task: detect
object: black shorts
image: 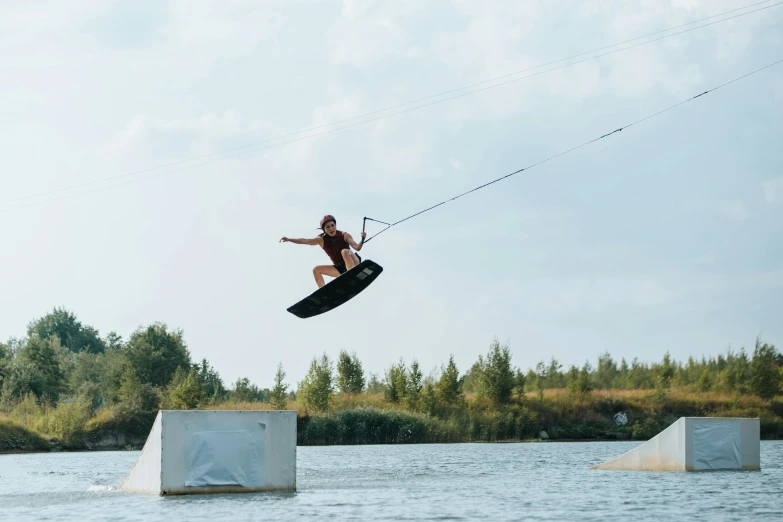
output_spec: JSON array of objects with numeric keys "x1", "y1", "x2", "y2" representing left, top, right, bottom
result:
[{"x1": 334, "y1": 254, "x2": 361, "y2": 274}]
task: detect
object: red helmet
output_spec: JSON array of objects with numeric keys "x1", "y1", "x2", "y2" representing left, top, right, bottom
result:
[{"x1": 319, "y1": 214, "x2": 336, "y2": 229}]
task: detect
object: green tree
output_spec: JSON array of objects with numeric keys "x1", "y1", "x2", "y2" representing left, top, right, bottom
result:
[
  {"x1": 523, "y1": 368, "x2": 538, "y2": 393},
  {"x1": 514, "y1": 369, "x2": 526, "y2": 402},
  {"x1": 27, "y1": 307, "x2": 105, "y2": 354},
  {"x1": 269, "y1": 362, "x2": 289, "y2": 410},
  {"x1": 95, "y1": 346, "x2": 132, "y2": 406},
  {"x1": 405, "y1": 360, "x2": 423, "y2": 411},
  {"x1": 476, "y1": 339, "x2": 514, "y2": 405},
  {"x1": 682, "y1": 356, "x2": 699, "y2": 387},
  {"x1": 460, "y1": 361, "x2": 482, "y2": 393},
  {"x1": 10, "y1": 392, "x2": 42, "y2": 428},
  {"x1": 384, "y1": 359, "x2": 407, "y2": 403},
  {"x1": 653, "y1": 374, "x2": 668, "y2": 403},
  {"x1": 594, "y1": 352, "x2": 618, "y2": 389},
  {"x1": 231, "y1": 377, "x2": 264, "y2": 402},
  {"x1": 2, "y1": 363, "x2": 42, "y2": 404},
  {"x1": 436, "y1": 355, "x2": 463, "y2": 405},
  {"x1": 104, "y1": 331, "x2": 124, "y2": 350},
  {"x1": 195, "y1": 359, "x2": 226, "y2": 401},
  {"x1": 653, "y1": 352, "x2": 675, "y2": 389},
  {"x1": 565, "y1": 365, "x2": 579, "y2": 393},
  {"x1": 0, "y1": 342, "x2": 10, "y2": 390},
  {"x1": 298, "y1": 354, "x2": 333, "y2": 412},
  {"x1": 15, "y1": 336, "x2": 66, "y2": 402},
  {"x1": 421, "y1": 381, "x2": 437, "y2": 415},
  {"x1": 617, "y1": 358, "x2": 630, "y2": 389},
  {"x1": 628, "y1": 358, "x2": 652, "y2": 389},
  {"x1": 566, "y1": 362, "x2": 593, "y2": 397},
  {"x1": 728, "y1": 348, "x2": 750, "y2": 392},
  {"x1": 546, "y1": 357, "x2": 563, "y2": 388},
  {"x1": 336, "y1": 350, "x2": 365, "y2": 395},
  {"x1": 696, "y1": 368, "x2": 712, "y2": 393},
  {"x1": 116, "y1": 365, "x2": 140, "y2": 407},
  {"x1": 748, "y1": 339, "x2": 781, "y2": 400},
  {"x1": 530, "y1": 361, "x2": 547, "y2": 400},
  {"x1": 166, "y1": 367, "x2": 206, "y2": 410},
  {"x1": 75, "y1": 380, "x2": 102, "y2": 412},
  {"x1": 366, "y1": 372, "x2": 384, "y2": 394},
  {"x1": 125, "y1": 323, "x2": 191, "y2": 388},
  {"x1": 117, "y1": 364, "x2": 159, "y2": 411}
]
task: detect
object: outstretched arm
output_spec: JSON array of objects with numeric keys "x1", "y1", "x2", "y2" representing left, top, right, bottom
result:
[
  {"x1": 280, "y1": 236, "x2": 322, "y2": 246},
  {"x1": 343, "y1": 232, "x2": 367, "y2": 251}
]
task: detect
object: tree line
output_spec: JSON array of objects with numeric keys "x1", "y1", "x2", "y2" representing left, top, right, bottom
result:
[
  {"x1": 295, "y1": 337, "x2": 783, "y2": 414},
  {"x1": 1, "y1": 307, "x2": 781, "y2": 423},
  {"x1": 0, "y1": 308, "x2": 290, "y2": 417}
]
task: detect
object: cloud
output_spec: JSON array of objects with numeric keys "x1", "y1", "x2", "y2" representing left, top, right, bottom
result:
[
  {"x1": 773, "y1": 71, "x2": 783, "y2": 104},
  {"x1": 694, "y1": 251, "x2": 716, "y2": 265},
  {"x1": 670, "y1": 0, "x2": 703, "y2": 10},
  {"x1": 762, "y1": 178, "x2": 783, "y2": 205},
  {"x1": 327, "y1": 0, "x2": 424, "y2": 67},
  {"x1": 605, "y1": 46, "x2": 703, "y2": 98},
  {"x1": 488, "y1": 274, "x2": 676, "y2": 322},
  {"x1": 162, "y1": 0, "x2": 281, "y2": 60},
  {"x1": 106, "y1": 0, "x2": 778, "y2": 198},
  {"x1": 680, "y1": 268, "x2": 783, "y2": 295},
  {"x1": 110, "y1": 110, "x2": 274, "y2": 158},
  {"x1": 367, "y1": 117, "x2": 437, "y2": 182},
  {"x1": 2, "y1": 0, "x2": 780, "y2": 388},
  {"x1": 721, "y1": 201, "x2": 750, "y2": 221},
  {"x1": 81, "y1": 0, "x2": 167, "y2": 50}
]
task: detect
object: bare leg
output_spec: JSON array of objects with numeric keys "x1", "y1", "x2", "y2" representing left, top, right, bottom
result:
[
  {"x1": 341, "y1": 249, "x2": 357, "y2": 271},
  {"x1": 313, "y1": 265, "x2": 340, "y2": 288}
]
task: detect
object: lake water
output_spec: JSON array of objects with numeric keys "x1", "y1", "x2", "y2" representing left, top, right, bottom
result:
[{"x1": 1, "y1": 441, "x2": 782, "y2": 521}]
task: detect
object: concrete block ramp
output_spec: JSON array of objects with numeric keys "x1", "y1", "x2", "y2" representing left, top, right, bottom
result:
[
  {"x1": 119, "y1": 410, "x2": 297, "y2": 495},
  {"x1": 592, "y1": 417, "x2": 760, "y2": 471}
]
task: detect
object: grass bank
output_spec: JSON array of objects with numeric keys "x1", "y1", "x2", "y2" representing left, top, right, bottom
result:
[
  {"x1": 0, "y1": 417, "x2": 51, "y2": 453},
  {"x1": 1, "y1": 389, "x2": 781, "y2": 452}
]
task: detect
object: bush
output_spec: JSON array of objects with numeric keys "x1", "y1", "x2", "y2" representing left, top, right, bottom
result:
[
  {"x1": 299, "y1": 406, "x2": 446, "y2": 445},
  {"x1": 84, "y1": 405, "x2": 158, "y2": 447},
  {"x1": 9, "y1": 392, "x2": 43, "y2": 429},
  {"x1": 45, "y1": 398, "x2": 93, "y2": 447},
  {"x1": 164, "y1": 367, "x2": 205, "y2": 410},
  {"x1": 462, "y1": 404, "x2": 540, "y2": 441},
  {"x1": 749, "y1": 340, "x2": 781, "y2": 400},
  {"x1": 631, "y1": 417, "x2": 663, "y2": 440},
  {"x1": 0, "y1": 417, "x2": 51, "y2": 452},
  {"x1": 298, "y1": 354, "x2": 333, "y2": 412},
  {"x1": 758, "y1": 412, "x2": 783, "y2": 439}
]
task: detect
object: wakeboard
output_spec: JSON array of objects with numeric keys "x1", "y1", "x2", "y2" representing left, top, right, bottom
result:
[{"x1": 286, "y1": 259, "x2": 383, "y2": 319}]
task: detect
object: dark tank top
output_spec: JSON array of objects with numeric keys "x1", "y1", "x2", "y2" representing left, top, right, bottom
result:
[{"x1": 320, "y1": 230, "x2": 350, "y2": 265}]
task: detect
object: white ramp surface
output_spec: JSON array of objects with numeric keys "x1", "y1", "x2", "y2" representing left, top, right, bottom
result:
[
  {"x1": 592, "y1": 417, "x2": 760, "y2": 471},
  {"x1": 119, "y1": 410, "x2": 297, "y2": 494}
]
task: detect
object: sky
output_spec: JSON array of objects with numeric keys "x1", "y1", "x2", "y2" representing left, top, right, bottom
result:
[{"x1": 1, "y1": 0, "x2": 781, "y2": 389}]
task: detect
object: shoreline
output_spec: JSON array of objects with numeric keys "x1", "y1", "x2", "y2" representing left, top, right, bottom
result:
[
  {"x1": 3, "y1": 430, "x2": 781, "y2": 456},
  {"x1": 4, "y1": 436, "x2": 783, "y2": 456},
  {"x1": 3, "y1": 390, "x2": 782, "y2": 454}
]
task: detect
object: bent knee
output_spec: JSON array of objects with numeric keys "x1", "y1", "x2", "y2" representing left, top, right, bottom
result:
[{"x1": 341, "y1": 248, "x2": 351, "y2": 256}]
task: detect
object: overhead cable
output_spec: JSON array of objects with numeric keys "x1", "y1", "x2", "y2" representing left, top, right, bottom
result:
[
  {"x1": 361, "y1": 58, "x2": 783, "y2": 243},
  {"x1": 2, "y1": 0, "x2": 780, "y2": 212}
]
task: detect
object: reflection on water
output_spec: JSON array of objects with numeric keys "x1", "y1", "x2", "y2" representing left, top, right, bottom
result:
[{"x1": 1, "y1": 441, "x2": 781, "y2": 521}]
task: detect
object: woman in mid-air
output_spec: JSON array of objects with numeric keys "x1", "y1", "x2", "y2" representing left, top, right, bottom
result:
[{"x1": 280, "y1": 214, "x2": 366, "y2": 288}]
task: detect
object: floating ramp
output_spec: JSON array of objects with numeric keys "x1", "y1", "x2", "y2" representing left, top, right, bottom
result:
[
  {"x1": 593, "y1": 417, "x2": 760, "y2": 471},
  {"x1": 119, "y1": 410, "x2": 297, "y2": 495}
]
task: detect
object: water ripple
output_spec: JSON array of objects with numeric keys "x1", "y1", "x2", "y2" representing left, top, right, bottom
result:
[{"x1": 0, "y1": 441, "x2": 781, "y2": 521}]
